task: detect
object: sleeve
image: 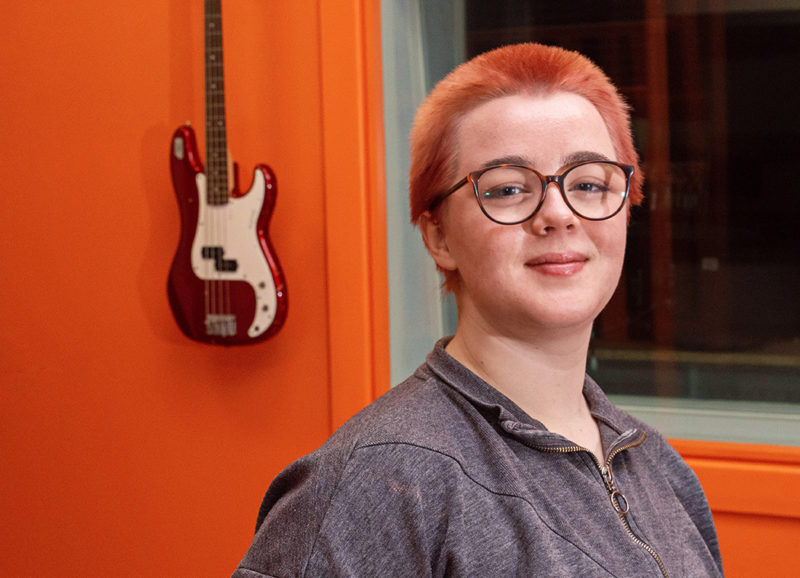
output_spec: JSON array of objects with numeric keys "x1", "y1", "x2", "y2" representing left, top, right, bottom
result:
[
  {"x1": 232, "y1": 443, "x2": 453, "y2": 578},
  {"x1": 659, "y1": 437, "x2": 725, "y2": 575},
  {"x1": 231, "y1": 451, "x2": 335, "y2": 578}
]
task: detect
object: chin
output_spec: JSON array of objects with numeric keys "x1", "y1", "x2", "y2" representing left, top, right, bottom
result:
[{"x1": 504, "y1": 304, "x2": 601, "y2": 335}]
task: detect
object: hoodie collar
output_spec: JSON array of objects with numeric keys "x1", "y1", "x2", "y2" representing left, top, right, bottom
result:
[{"x1": 424, "y1": 337, "x2": 645, "y2": 455}]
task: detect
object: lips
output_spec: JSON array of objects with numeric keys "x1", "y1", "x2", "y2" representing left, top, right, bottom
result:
[{"x1": 526, "y1": 252, "x2": 588, "y2": 276}]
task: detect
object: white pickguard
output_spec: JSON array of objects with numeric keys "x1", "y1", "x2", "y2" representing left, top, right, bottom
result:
[{"x1": 191, "y1": 170, "x2": 278, "y2": 337}]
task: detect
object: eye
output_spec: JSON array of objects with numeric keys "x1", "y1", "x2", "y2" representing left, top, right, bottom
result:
[
  {"x1": 476, "y1": 166, "x2": 541, "y2": 209},
  {"x1": 570, "y1": 180, "x2": 610, "y2": 195},
  {"x1": 482, "y1": 183, "x2": 528, "y2": 199},
  {"x1": 564, "y1": 162, "x2": 624, "y2": 200}
]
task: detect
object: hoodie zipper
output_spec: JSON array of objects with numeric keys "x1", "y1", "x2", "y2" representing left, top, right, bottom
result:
[{"x1": 523, "y1": 433, "x2": 669, "y2": 578}]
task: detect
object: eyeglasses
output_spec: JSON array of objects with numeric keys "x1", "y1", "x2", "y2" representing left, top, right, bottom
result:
[{"x1": 428, "y1": 160, "x2": 634, "y2": 224}]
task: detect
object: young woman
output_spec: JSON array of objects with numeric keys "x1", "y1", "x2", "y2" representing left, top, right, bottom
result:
[{"x1": 233, "y1": 43, "x2": 724, "y2": 577}]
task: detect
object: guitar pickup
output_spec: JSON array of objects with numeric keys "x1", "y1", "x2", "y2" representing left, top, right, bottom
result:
[{"x1": 202, "y1": 245, "x2": 238, "y2": 272}]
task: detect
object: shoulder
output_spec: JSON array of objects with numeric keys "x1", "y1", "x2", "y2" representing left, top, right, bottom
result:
[
  {"x1": 253, "y1": 364, "x2": 493, "y2": 524},
  {"x1": 324, "y1": 364, "x2": 492, "y2": 459},
  {"x1": 235, "y1": 368, "x2": 494, "y2": 576}
]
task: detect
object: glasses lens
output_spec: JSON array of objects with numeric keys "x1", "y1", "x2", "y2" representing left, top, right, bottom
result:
[
  {"x1": 563, "y1": 162, "x2": 628, "y2": 219},
  {"x1": 475, "y1": 166, "x2": 542, "y2": 224}
]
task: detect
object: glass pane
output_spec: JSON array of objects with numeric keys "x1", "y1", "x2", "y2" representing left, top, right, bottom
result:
[
  {"x1": 384, "y1": 0, "x2": 800, "y2": 443},
  {"x1": 381, "y1": 0, "x2": 465, "y2": 385},
  {"x1": 466, "y1": 0, "x2": 800, "y2": 394}
]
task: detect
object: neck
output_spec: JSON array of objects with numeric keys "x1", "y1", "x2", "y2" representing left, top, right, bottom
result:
[{"x1": 446, "y1": 310, "x2": 600, "y2": 454}]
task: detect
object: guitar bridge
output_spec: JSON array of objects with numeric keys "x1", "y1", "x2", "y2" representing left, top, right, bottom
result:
[{"x1": 205, "y1": 314, "x2": 237, "y2": 337}]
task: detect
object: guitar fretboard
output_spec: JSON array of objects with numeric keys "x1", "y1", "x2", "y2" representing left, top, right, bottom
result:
[{"x1": 205, "y1": 0, "x2": 228, "y2": 206}]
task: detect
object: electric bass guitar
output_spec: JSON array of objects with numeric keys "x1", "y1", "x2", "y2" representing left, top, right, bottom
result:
[{"x1": 168, "y1": 0, "x2": 287, "y2": 345}]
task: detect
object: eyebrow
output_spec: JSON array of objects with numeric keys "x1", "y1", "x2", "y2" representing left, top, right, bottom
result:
[
  {"x1": 479, "y1": 155, "x2": 531, "y2": 170},
  {"x1": 478, "y1": 151, "x2": 613, "y2": 172},
  {"x1": 561, "y1": 150, "x2": 613, "y2": 165}
]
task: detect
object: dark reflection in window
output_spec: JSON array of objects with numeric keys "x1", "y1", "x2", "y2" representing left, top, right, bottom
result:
[{"x1": 464, "y1": 1, "x2": 800, "y2": 403}]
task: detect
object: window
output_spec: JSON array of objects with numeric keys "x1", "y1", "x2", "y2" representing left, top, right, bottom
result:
[{"x1": 382, "y1": 0, "x2": 800, "y2": 445}]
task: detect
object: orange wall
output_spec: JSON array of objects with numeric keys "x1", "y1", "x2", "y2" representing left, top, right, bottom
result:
[
  {"x1": 3, "y1": 2, "x2": 799, "y2": 578},
  {"x1": 674, "y1": 440, "x2": 800, "y2": 576},
  {"x1": 1, "y1": 1, "x2": 385, "y2": 575}
]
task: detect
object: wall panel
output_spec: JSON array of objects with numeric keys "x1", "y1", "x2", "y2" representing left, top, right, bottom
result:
[
  {"x1": 0, "y1": 1, "x2": 385, "y2": 575},
  {"x1": 674, "y1": 440, "x2": 800, "y2": 575}
]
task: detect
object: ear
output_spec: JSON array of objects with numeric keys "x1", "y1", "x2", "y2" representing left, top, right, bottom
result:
[{"x1": 419, "y1": 210, "x2": 458, "y2": 272}]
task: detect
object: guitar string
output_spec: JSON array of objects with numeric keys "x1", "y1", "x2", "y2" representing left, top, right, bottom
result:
[
  {"x1": 215, "y1": 33, "x2": 230, "y2": 334},
  {"x1": 207, "y1": 4, "x2": 226, "y2": 336},
  {"x1": 216, "y1": 6, "x2": 231, "y2": 336},
  {"x1": 205, "y1": 12, "x2": 215, "y2": 335}
]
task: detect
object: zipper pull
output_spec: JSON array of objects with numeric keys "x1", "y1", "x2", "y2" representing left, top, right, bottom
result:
[{"x1": 601, "y1": 465, "x2": 630, "y2": 515}]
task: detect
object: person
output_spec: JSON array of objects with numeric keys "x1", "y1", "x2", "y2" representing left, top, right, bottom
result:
[{"x1": 232, "y1": 43, "x2": 724, "y2": 577}]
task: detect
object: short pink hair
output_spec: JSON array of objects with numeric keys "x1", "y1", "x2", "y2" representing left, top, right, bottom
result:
[
  {"x1": 410, "y1": 43, "x2": 643, "y2": 220},
  {"x1": 409, "y1": 43, "x2": 644, "y2": 291}
]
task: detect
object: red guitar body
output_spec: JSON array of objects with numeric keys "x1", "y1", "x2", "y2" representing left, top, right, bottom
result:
[{"x1": 167, "y1": 124, "x2": 287, "y2": 345}]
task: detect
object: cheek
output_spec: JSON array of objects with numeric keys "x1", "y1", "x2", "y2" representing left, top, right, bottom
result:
[
  {"x1": 445, "y1": 223, "x2": 520, "y2": 290},
  {"x1": 607, "y1": 226, "x2": 627, "y2": 258},
  {"x1": 449, "y1": 217, "x2": 515, "y2": 265},
  {"x1": 612, "y1": 221, "x2": 628, "y2": 260},
  {"x1": 592, "y1": 210, "x2": 627, "y2": 248},
  {"x1": 595, "y1": 221, "x2": 628, "y2": 277}
]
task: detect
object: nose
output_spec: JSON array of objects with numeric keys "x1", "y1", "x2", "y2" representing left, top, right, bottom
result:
[{"x1": 528, "y1": 181, "x2": 578, "y2": 234}]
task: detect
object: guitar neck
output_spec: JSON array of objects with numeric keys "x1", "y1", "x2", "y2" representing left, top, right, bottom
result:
[{"x1": 205, "y1": 0, "x2": 228, "y2": 206}]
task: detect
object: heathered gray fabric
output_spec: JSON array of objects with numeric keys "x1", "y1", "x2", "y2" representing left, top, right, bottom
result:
[{"x1": 233, "y1": 338, "x2": 724, "y2": 577}]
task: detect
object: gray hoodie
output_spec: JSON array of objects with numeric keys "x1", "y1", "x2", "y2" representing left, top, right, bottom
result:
[{"x1": 234, "y1": 339, "x2": 723, "y2": 577}]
